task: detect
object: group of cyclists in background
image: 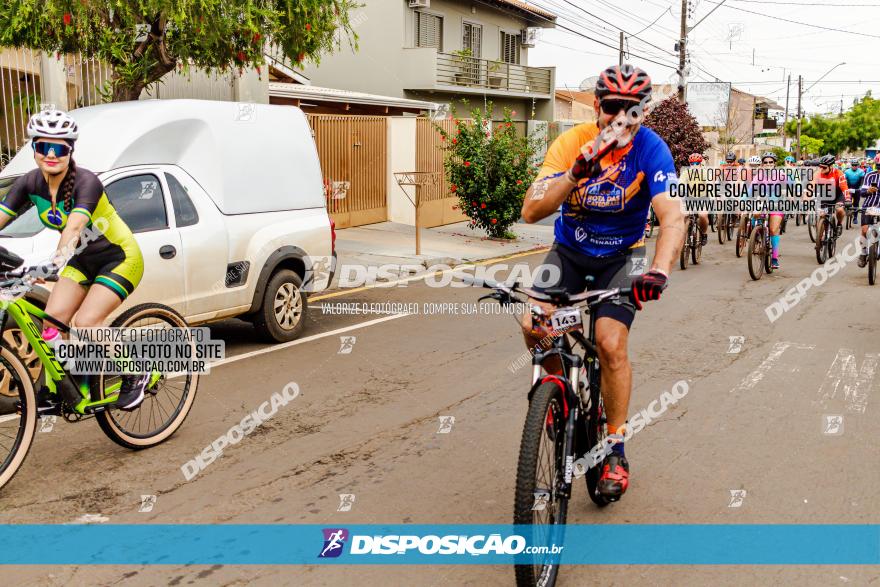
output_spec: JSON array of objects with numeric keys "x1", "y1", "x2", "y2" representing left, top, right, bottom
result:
[{"x1": 674, "y1": 150, "x2": 880, "y2": 275}]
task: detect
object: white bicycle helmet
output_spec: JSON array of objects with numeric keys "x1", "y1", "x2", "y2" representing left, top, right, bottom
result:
[
  {"x1": 748, "y1": 155, "x2": 761, "y2": 165},
  {"x1": 27, "y1": 109, "x2": 79, "y2": 140}
]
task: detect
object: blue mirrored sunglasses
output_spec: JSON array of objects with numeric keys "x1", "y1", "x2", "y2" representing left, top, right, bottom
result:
[{"x1": 32, "y1": 141, "x2": 72, "y2": 158}]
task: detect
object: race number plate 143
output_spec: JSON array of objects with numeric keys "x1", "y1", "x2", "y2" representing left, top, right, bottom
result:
[{"x1": 550, "y1": 307, "x2": 582, "y2": 331}]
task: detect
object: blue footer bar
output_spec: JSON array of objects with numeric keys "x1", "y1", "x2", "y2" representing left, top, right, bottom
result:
[{"x1": 0, "y1": 524, "x2": 877, "y2": 565}]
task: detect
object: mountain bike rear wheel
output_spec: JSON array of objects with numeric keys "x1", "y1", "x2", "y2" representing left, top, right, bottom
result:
[
  {"x1": 94, "y1": 303, "x2": 198, "y2": 450},
  {"x1": 717, "y1": 215, "x2": 727, "y2": 244},
  {"x1": 514, "y1": 381, "x2": 569, "y2": 587},
  {"x1": 0, "y1": 344, "x2": 37, "y2": 491}
]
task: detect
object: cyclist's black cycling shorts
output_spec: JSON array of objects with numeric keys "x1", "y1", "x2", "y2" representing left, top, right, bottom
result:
[
  {"x1": 63, "y1": 242, "x2": 143, "y2": 301},
  {"x1": 532, "y1": 242, "x2": 641, "y2": 329}
]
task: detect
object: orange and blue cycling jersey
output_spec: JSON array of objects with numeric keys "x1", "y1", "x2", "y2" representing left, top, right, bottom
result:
[{"x1": 537, "y1": 123, "x2": 676, "y2": 257}]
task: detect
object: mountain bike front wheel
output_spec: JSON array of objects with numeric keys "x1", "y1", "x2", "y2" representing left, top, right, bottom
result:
[
  {"x1": 94, "y1": 303, "x2": 199, "y2": 450},
  {"x1": 747, "y1": 225, "x2": 766, "y2": 281},
  {"x1": 0, "y1": 343, "x2": 37, "y2": 491},
  {"x1": 513, "y1": 381, "x2": 569, "y2": 587}
]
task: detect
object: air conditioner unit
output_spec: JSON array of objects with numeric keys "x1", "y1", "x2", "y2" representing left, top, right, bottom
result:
[
  {"x1": 521, "y1": 27, "x2": 540, "y2": 47},
  {"x1": 409, "y1": 0, "x2": 430, "y2": 8}
]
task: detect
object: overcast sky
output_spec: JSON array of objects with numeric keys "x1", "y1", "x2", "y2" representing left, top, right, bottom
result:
[{"x1": 526, "y1": 0, "x2": 880, "y2": 116}]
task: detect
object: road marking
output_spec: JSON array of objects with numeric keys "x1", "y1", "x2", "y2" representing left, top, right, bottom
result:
[
  {"x1": 209, "y1": 313, "x2": 413, "y2": 368},
  {"x1": 730, "y1": 341, "x2": 815, "y2": 393},
  {"x1": 310, "y1": 247, "x2": 550, "y2": 301},
  {"x1": 817, "y1": 348, "x2": 877, "y2": 413}
]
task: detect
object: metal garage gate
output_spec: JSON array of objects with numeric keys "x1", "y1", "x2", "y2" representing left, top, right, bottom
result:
[
  {"x1": 415, "y1": 117, "x2": 469, "y2": 228},
  {"x1": 308, "y1": 114, "x2": 388, "y2": 229}
]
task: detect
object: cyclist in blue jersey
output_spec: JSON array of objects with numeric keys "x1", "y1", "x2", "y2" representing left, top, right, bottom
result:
[{"x1": 520, "y1": 64, "x2": 684, "y2": 502}]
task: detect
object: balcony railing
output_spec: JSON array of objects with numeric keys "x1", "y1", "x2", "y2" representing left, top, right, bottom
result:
[{"x1": 436, "y1": 53, "x2": 552, "y2": 95}]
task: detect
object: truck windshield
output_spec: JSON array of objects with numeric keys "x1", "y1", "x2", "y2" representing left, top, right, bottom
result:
[{"x1": 0, "y1": 176, "x2": 43, "y2": 238}]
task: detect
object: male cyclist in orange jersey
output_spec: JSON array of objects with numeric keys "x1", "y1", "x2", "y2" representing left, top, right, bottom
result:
[{"x1": 520, "y1": 64, "x2": 684, "y2": 502}]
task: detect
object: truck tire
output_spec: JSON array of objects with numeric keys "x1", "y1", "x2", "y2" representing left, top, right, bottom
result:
[{"x1": 252, "y1": 270, "x2": 307, "y2": 343}]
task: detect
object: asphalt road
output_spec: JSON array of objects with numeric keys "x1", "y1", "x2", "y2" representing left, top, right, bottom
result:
[{"x1": 1, "y1": 220, "x2": 878, "y2": 586}]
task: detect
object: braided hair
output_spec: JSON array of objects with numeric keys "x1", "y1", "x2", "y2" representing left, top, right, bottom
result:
[{"x1": 58, "y1": 157, "x2": 77, "y2": 215}]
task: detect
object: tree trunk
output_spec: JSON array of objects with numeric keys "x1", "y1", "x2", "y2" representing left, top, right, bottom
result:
[
  {"x1": 111, "y1": 80, "x2": 146, "y2": 102},
  {"x1": 110, "y1": 18, "x2": 176, "y2": 102}
]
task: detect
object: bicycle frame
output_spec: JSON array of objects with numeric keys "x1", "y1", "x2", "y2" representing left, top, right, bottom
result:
[
  {"x1": 0, "y1": 297, "x2": 155, "y2": 415},
  {"x1": 529, "y1": 306, "x2": 601, "y2": 500}
]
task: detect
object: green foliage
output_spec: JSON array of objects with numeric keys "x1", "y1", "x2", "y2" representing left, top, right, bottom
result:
[
  {"x1": 437, "y1": 104, "x2": 541, "y2": 239},
  {"x1": 0, "y1": 0, "x2": 359, "y2": 101},
  {"x1": 769, "y1": 147, "x2": 788, "y2": 166},
  {"x1": 784, "y1": 94, "x2": 880, "y2": 155},
  {"x1": 798, "y1": 135, "x2": 824, "y2": 158}
]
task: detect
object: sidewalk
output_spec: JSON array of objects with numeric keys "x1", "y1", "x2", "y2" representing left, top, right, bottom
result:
[{"x1": 331, "y1": 219, "x2": 554, "y2": 285}]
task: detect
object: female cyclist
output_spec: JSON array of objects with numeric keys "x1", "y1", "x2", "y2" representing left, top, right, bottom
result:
[{"x1": 0, "y1": 110, "x2": 147, "y2": 411}]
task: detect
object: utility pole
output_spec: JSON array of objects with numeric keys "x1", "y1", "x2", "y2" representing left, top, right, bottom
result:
[
  {"x1": 796, "y1": 75, "x2": 803, "y2": 160},
  {"x1": 782, "y1": 74, "x2": 790, "y2": 147},
  {"x1": 840, "y1": 96, "x2": 844, "y2": 116},
  {"x1": 619, "y1": 31, "x2": 624, "y2": 67},
  {"x1": 678, "y1": 0, "x2": 687, "y2": 101}
]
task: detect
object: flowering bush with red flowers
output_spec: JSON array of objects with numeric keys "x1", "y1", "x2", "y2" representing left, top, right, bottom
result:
[{"x1": 436, "y1": 104, "x2": 541, "y2": 239}]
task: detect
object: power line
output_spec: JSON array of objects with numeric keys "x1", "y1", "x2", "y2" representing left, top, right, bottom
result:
[
  {"x1": 554, "y1": 0, "x2": 679, "y2": 57},
  {"x1": 731, "y1": 0, "x2": 880, "y2": 6},
  {"x1": 477, "y1": 0, "x2": 681, "y2": 71},
  {"x1": 701, "y1": 0, "x2": 880, "y2": 38}
]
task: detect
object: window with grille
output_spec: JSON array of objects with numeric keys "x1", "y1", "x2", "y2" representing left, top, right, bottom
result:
[
  {"x1": 416, "y1": 12, "x2": 442, "y2": 49},
  {"x1": 501, "y1": 32, "x2": 521, "y2": 64},
  {"x1": 462, "y1": 22, "x2": 482, "y2": 58}
]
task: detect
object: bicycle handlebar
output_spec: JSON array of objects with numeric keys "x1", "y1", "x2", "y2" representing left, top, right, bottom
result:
[
  {"x1": 462, "y1": 274, "x2": 631, "y2": 307},
  {"x1": 0, "y1": 264, "x2": 61, "y2": 289}
]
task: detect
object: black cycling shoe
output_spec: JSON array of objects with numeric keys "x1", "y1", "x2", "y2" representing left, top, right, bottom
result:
[
  {"x1": 700, "y1": 233, "x2": 708, "y2": 247},
  {"x1": 597, "y1": 454, "x2": 629, "y2": 502},
  {"x1": 836, "y1": 225, "x2": 843, "y2": 238},
  {"x1": 116, "y1": 375, "x2": 149, "y2": 411},
  {"x1": 12, "y1": 386, "x2": 62, "y2": 417},
  {"x1": 858, "y1": 254, "x2": 868, "y2": 268}
]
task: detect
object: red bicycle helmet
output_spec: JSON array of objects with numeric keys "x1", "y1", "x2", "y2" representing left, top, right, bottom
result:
[
  {"x1": 689, "y1": 153, "x2": 704, "y2": 164},
  {"x1": 595, "y1": 65, "x2": 652, "y2": 101}
]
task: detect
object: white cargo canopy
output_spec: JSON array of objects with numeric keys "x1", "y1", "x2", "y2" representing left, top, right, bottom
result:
[{"x1": 1, "y1": 99, "x2": 325, "y2": 214}]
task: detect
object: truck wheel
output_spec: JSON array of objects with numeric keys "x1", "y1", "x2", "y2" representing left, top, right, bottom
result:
[{"x1": 252, "y1": 270, "x2": 307, "y2": 343}]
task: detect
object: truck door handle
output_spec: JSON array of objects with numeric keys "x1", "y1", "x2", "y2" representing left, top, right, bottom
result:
[{"x1": 159, "y1": 245, "x2": 176, "y2": 259}]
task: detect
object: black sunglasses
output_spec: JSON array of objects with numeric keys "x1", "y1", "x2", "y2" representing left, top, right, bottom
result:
[
  {"x1": 600, "y1": 99, "x2": 639, "y2": 116},
  {"x1": 32, "y1": 141, "x2": 72, "y2": 158},
  {"x1": 762, "y1": 159, "x2": 776, "y2": 164}
]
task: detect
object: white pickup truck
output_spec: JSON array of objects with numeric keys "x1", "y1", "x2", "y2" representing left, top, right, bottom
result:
[{"x1": 0, "y1": 99, "x2": 336, "y2": 345}]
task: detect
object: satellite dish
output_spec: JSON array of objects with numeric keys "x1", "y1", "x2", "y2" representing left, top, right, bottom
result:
[{"x1": 579, "y1": 76, "x2": 599, "y2": 92}]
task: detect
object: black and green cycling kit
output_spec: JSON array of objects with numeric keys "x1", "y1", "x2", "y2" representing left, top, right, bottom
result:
[{"x1": 0, "y1": 167, "x2": 143, "y2": 300}]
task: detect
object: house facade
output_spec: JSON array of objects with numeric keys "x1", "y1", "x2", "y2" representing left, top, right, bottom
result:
[{"x1": 302, "y1": 0, "x2": 557, "y2": 122}]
